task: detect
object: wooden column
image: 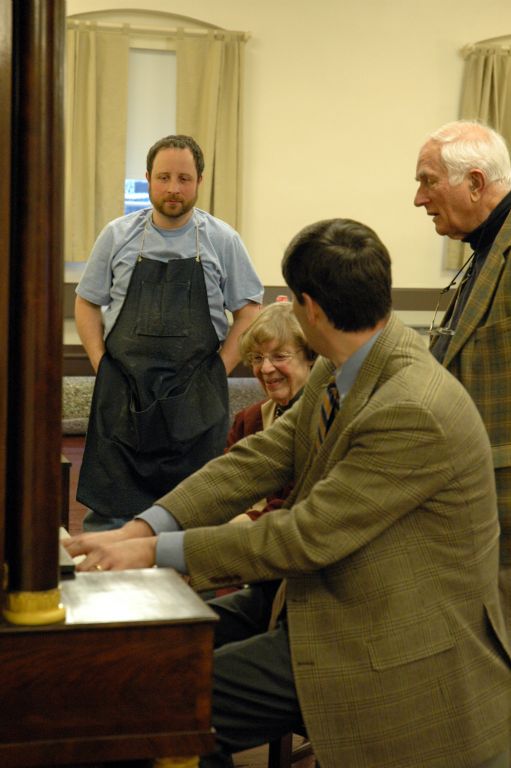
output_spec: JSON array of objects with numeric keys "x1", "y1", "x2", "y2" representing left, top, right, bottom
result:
[
  {"x1": 0, "y1": 11, "x2": 217, "y2": 764},
  {"x1": 3, "y1": 0, "x2": 66, "y2": 623},
  {"x1": 0, "y1": 0, "x2": 12, "y2": 591}
]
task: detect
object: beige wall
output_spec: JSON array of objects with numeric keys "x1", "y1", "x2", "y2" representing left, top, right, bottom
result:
[{"x1": 66, "y1": 0, "x2": 511, "y2": 288}]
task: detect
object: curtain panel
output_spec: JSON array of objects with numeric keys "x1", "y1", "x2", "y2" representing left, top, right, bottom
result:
[
  {"x1": 447, "y1": 43, "x2": 511, "y2": 268},
  {"x1": 176, "y1": 32, "x2": 246, "y2": 230},
  {"x1": 65, "y1": 22, "x2": 129, "y2": 263}
]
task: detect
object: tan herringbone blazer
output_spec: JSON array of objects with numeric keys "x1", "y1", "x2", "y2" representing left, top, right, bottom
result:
[
  {"x1": 432, "y1": 208, "x2": 511, "y2": 617},
  {"x1": 158, "y1": 314, "x2": 511, "y2": 768}
]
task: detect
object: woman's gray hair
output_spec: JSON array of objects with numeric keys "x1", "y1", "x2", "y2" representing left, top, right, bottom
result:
[
  {"x1": 238, "y1": 302, "x2": 316, "y2": 366},
  {"x1": 429, "y1": 120, "x2": 511, "y2": 188}
]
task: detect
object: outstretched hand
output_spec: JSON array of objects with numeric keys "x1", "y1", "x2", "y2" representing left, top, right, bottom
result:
[
  {"x1": 63, "y1": 519, "x2": 157, "y2": 572},
  {"x1": 76, "y1": 537, "x2": 157, "y2": 572}
]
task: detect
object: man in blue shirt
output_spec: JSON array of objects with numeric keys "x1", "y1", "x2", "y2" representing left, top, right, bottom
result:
[{"x1": 75, "y1": 134, "x2": 263, "y2": 531}]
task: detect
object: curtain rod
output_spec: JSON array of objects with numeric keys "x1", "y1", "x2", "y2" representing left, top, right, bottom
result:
[
  {"x1": 461, "y1": 42, "x2": 511, "y2": 57},
  {"x1": 461, "y1": 32, "x2": 511, "y2": 56},
  {"x1": 66, "y1": 19, "x2": 250, "y2": 42}
]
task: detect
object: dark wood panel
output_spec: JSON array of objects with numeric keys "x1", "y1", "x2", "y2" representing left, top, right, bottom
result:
[
  {"x1": 261, "y1": 285, "x2": 452, "y2": 311},
  {"x1": 0, "y1": 733, "x2": 214, "y2": 768},
  {"x1": 61, "y1": 435, "x2": 87, "y2": 535},
  {"x1": 0, "y1": 569, "x2": 217, "y2": 766},
  {"x1": 62, "y1": 284, "x2": 450, "y2": 377},
  {"x1": 63, "y1": 283, "x2": 452, "y2": 320},
  {"x1": 63, "y1": 343, "x2": 252, "y2": 378},
  {"x1": 63, "y1": 345, "x2": 95, "y2": 377},
  {"x1": 5, "y1": 0, "x2": 66, "y2": 593},
  {"x1": 0, "y1": 626, "x2": 213, "y2": 740},
  {"x1": 0, "y1": 0, "x2": 12, "y2": 587}
]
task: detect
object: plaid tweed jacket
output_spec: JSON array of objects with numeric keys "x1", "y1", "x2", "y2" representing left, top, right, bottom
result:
[
  {"x1": 158, "y1": 314, "x2": 510, "y2": 768},
  {"x1": 432, "y1": 207, "x2": 511, "y2": 613}
]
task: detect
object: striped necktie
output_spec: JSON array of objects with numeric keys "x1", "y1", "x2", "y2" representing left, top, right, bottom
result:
[
  {"x1": 315, "y1": 376, "x2": 340, "y2": 449},
  {"x1": 269, "y1": 375, "x2": 341, "y2": 631}
]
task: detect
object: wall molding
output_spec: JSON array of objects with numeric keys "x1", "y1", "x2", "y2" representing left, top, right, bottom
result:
[{"x1": 63, "y1": 284, "x2": 452, "y2": 376}]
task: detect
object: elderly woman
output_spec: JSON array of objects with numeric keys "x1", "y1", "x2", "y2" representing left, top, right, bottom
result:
[{"x1": 226, "y1": 301, "x2": 316, "y2": 520}]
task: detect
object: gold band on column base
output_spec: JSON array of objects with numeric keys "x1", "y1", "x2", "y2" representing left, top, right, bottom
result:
[
  {"x1": 153, "y1": 758, "x2": 199, "y2": 767},
  {"x1": 3, "y1": 588, "x2": 66, "y2": 625}
]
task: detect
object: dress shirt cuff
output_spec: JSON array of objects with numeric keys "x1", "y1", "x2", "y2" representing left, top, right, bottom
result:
[
  {"x1": 156, "y1": 531, "x2": 187, "y2": 572},
  {"x1": 135, "y1": 505, "x2": 182, "y2": 534}
]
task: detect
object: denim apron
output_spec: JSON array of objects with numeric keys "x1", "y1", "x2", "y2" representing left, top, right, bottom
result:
[{"x1": 77, "y1": 216, "x2": 229, "y2": 521}]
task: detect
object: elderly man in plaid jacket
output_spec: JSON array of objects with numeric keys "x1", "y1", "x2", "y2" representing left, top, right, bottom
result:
[{"x1": 415, "y1": 120, "x2": 511, "y2": 632}]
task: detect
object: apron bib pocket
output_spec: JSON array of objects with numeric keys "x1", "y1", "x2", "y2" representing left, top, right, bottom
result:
[{"x1": 135, "y1": 279, "x2": 191, "y2": 337}]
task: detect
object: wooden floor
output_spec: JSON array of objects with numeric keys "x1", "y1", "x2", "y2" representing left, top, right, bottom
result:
[{"x1": 61, "y1": 436, "x2": 315, "y2": 768}]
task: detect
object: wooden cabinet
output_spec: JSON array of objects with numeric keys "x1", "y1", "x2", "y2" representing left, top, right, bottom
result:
[{"x1": 0, "y1": 570, "x2": 217, "y2": 767}]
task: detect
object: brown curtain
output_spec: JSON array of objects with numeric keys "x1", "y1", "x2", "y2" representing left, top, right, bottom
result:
[
  {"x1": 65, "y1": 22, "x2": 129, "y2": 263},
  {"x1": 176, "y1": 31, "x2": 247, "y2": 229},
  {"x1": 447, "y1": 41, "x2": 511, "y2": 268}
]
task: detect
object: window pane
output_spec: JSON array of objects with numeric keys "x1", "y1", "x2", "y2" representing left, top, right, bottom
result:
[
  {"x1": 125, "y1": 48, "x2": 177, "y2": 179},
  {"x1": 124, "y1": 179, "x2": 150, "y2": 215},
  {"x1": 125, "y1": 48, "x2": 177, "y2": 215}
]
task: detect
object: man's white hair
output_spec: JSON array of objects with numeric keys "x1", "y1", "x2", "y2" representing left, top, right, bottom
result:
[{"x1": 428, "y1": 120, "x2": 511, "y2": 189}]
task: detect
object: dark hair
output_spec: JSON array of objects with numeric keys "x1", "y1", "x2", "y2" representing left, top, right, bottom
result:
[
  {"x1": 146, "y1": 135, "x2": 205, "y2": 177},
  {"x1": 281, "y1": 219, "x2": 392, "y2": 331}
]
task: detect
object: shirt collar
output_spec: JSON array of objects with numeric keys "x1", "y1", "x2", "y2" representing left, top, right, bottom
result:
[{"x1": 334, "y1": 330, "x2": 383, "y2": 403}]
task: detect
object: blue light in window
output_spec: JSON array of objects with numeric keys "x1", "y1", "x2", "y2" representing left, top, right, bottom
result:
[{"x1": 124, "y1": 179, "x2": 150, "y2": 215}]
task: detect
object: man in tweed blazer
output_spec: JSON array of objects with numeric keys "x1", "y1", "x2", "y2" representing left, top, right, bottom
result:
[
  {"x1": 415, "y1": 121, "x2": 511, "y2": 628},
  {"x1": 66, "y1": 219, "x2": 510, "y2": 768}
]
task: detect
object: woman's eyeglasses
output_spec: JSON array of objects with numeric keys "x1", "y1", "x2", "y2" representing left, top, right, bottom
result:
[{"x1": 247, "y1": 351, "x2": 298, "y2": 367}]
